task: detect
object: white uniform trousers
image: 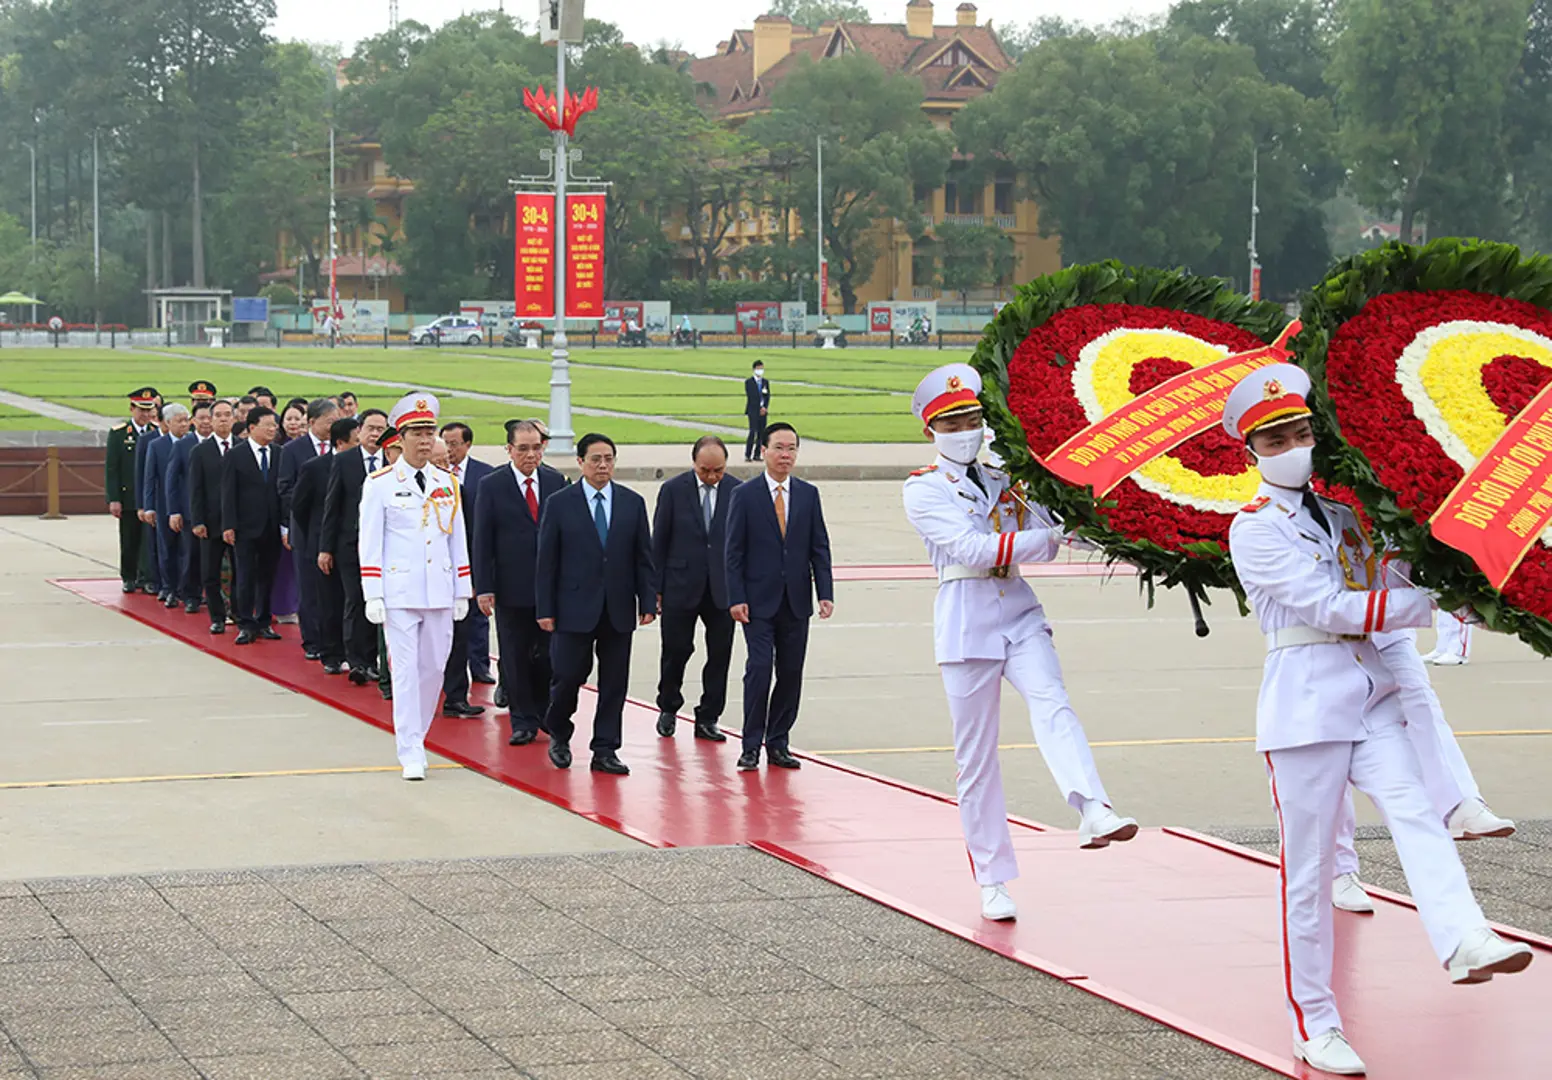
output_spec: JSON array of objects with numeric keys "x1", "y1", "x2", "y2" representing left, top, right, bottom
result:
[
  {"x1": 1265, "y1": 721, "x2": 1485, "y2": 1041},
  {"x1": 941, "y1": 628, "x2": 1108, "y2": 886},
  {"x1": 1434, "y1": 608, "x2": 1473, "y2": 661},
  {"x1": 1333, "y1": 645, "x2": 1480, "y2": 876},
  {"x1": 385, "y1": 607, "x2": 455, "y2": 770}
]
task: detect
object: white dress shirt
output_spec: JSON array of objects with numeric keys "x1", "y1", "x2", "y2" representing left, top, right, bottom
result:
[{"x1": 583, "y1": 479, "x2": 613, "y2": 528}]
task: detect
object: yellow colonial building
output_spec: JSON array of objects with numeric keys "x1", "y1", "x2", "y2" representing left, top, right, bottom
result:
[{"x1": 686, "y1": 0, "x2": 1060, "y2": 309}]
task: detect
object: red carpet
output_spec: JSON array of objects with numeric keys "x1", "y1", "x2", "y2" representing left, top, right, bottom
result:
[{"x1": 57, "y1": 577, "x2": 1552, "y2": 1079}]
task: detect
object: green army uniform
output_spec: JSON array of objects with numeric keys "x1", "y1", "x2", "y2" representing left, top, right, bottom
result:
[{"x1": 105, "y1": 388, "x2": 159, "y2": 592}]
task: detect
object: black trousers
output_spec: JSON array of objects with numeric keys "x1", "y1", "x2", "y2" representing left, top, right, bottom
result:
[
  {"x1": 442, "y1": 610, "x2": 472, "y2": 706},
  {"x1": 316, "y1": 558, "x2": 346, "y2": 665},
  {"x1": 656, "y1": 593, "x2": 734, "y2": 724},
  {"x1": 496, "y1": 605, "x2": 550, "y2": 736},
  {"x1": 142, "y1": 520, "x2": 162, "y2": 592},
  {"x1": 294, "y1": 536, "x2": 321, "y2": 651},
  {"x1": 545, "y1": 617, "x2": 632, "y2": 754},
  {"x1": 117, "y1": 509, "x2": 143, "y2": 587},
  {"x1": 740, "y1": 596, "x2": 810, "y2": 754},
  {"x1": 745, "y1": 413, "x2": 766, "y2": 460},
  {"x1": 336, "y1": 549, "x2": 374, "y2": 672},
  {"x1": 179, "y1": 528, "x2": 203, "y2": 603},
  {"x1": 233, "y1": 534, "x2": 281, "y2": 632},
  {"x1": 200, "y1": 536, "x2": 231, "y2": 622}
]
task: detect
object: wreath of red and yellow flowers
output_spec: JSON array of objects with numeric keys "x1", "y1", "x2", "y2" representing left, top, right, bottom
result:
[
  {"x1": 1303, "y1": 238, "x2": 1552, "y2": 654},
  {"x1": 972, "y1": 262, "x2": 1292, "y2": 608}
]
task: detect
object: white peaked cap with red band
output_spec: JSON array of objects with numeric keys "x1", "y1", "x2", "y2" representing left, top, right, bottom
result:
[
  {"x1": 389, "y1": 391, "x2": 440, "y2": 431},
  {"x1": 1221, "y1": 363, "x2": 1312, "y2": 442},
  {"x1": 913, "y1": 363, "x2": 983, "y2": 424}
]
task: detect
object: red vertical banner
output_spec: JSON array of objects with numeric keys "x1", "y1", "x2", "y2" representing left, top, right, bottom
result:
[
  {"x1": 1250, "y1": 265, "x2": 1263, "y2": 302},
  {"x1": 819, "y1": 259, "x2": 829, "y2": 316},
  {"x1": 565, "y1": 194, "x2": 606, "y2": 319},
  {"x1": 514, "y1": 194, "x2": 555, "y2": 319}
]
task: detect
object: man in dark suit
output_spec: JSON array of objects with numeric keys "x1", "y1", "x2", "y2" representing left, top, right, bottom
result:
[
  {"x1": 725, "y1": 422, "x2": 834, "y2": 771},
  {"x1": 279, "y1": 397, "x2": 340, "y2": 660},
  {"x1": 142, "y1": 404, "x2": 187, "y2": 609},
  {"x1": 321, "y1": 408, "x2": 389, "y2": 683},
  {"x1": 188, "y1": 400, "x2": 236, "y2": 634},
  {"x1": 441, "y1": 422, "x2": 496, "y2": 703},
  {"x1": 652, "y1": 435, "x2": 739, "y2": 742},
  {"x1": 294, "y1": 417, "x2": 358, "y2": 674},
  {"x1": 743, "y1": 360, "x2": 770, "y2": 462},
  {"x1": 222, "y1": 406, "x2": 284, "y2": 645},
  {"x1": 536, "y1": 433, "x2": 656, "y2": 775},
  {"x1": 163, "y1": 405, "x2": 205, "y2": 613},
  {"x1": 475, "y1": 420, "x2": 566, "y2": 744}
]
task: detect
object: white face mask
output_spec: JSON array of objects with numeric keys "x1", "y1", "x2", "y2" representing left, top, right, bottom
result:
[
  {"x1": 934, "y1": 427, "x2": 985, "y2": 465},
  {"x1": 753, "y1": 369, "x2": 764, "y2": 378},
  {"x1": 1255, "y1": 444, "x2": 1313, "y2": 490}
]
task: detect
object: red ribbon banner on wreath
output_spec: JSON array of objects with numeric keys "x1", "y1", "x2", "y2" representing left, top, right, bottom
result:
[
  {"x1": 1040, "y1": 321, "x2": 1302, "y2": 495},
  {"x1": 1430, "y1": 382, "x2": 1552, "y2": 589}
]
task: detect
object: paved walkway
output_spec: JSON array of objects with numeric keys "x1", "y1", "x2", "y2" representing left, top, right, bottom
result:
[
  {"x1": 0, "y1": 847, "x2": 1274, "y2": 1080},
  {"x1": 0, "y1": 391, "x2": 110, "y2": 431}
]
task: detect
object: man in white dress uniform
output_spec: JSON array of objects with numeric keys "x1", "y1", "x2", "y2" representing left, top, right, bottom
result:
[
  {"x1": 359, "y1": 392, "x2": 471, "y2": 780},
  {"x1": 1224, "y1": 362, "x2": 1530, "y2": 1076},
  {"x1": 901, "y1": 363, "x2": 1137, "y2": 925}
]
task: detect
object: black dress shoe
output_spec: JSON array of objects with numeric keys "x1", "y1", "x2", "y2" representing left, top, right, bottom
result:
[
  {"x1": 656, "y1": 712, "x2": 677, "y2": 737},
  {"x1": 365, "y1": 665, "x2": 381, "y2": 681},
  {"x1": 768, "y1": 748, "x2": 802, "y2": 769},
  {"x1": 509, "y1": 729, "x2": 537, "y2": 746},
  {"x1": 694, "y1": 722, "x2": 728, "y2": 742},
  {"x1": 493, "y1": 686, "x2": 508, "y2": 708},
  {"x1": 163, "y1": 595, "x2": 179, "y2": 609},
  {"x1": 303, "y1": 649, "x2": 322, "y2": 661},
  {"x1": 381, "y1": 687, "x2": 393, "y2": 701},
  {"x1": 348, "y1": 667, "x2": 367, "y2": 685},
  {"x1": 183, "y1": 601, "x2": 200, "y2": 615},
  {"x1": 549, "y1": 742, "x2": 572, "y2": 769},
  {"x1": 121, "y1": 582, "x2": 135, "y2": 594},
  {"x1": 471, "y1": 671, "x2": 497, "y2": 685},
  {"x1": 209, "y1": 622, "x2": 225, "y2": 635},
  {"x1": 737, "y1": 749, "x2": 760, "y2": 771},
  {"x1": 234, "y1": 630, "x2": 256, "y2": 646},
  {"x1": 322, "y1": 661, "x2": 344, "y2": 675},
  {"x1": 257, "y1": 627, "x2": 282, "y2": 641},
  {"x1": 443, "y1": 702, "x2": 485, "y2": 718},
  {"x1": 590, "y1": 752, "x2": 630, "y2": 775}
]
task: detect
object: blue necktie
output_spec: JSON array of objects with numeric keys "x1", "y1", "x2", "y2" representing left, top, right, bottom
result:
[
  {"x1": 259, "y1": 445, "x2": 269, "y2": 480},
  {"x1": 367, "y1": 454, "x2": 376, "y2": 472},
  {"x1": 593, "y1": 491, "x2": 608, "y2": 546}
]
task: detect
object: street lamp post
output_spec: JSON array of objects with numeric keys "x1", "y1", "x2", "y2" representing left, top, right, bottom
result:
[
  {"x1": 25, "y1": 142, "x2": 36, "y2": 325},
  {"x1": 1248, "y1": 147, "x2": 1261, "y2": 301},
  {"x1": 550, "y1": 29, "x2": 573, "y2": 453}
]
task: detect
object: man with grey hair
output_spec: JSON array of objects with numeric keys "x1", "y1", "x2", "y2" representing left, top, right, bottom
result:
[
  {"x1": 281, "y1": 396, "x2": 341, "y2": 659},
  {"x1": 144, "y1": 404, "x2": 192, "y2": 609}
]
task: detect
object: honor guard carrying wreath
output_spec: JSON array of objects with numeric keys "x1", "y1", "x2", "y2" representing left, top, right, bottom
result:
[
  {"x1": 359, "y1": 394, "x2": 472, "y2": 780},
  {"x1": 1223, "y1": 362, "x2": 1531, "y2": 1076},
  {"x1": 902, "y1": 364, "x2": 1137, "y2": 925}
]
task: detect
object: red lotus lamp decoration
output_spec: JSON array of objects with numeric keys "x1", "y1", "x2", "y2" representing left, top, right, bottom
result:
[{"x1": 523, "y1": 86, "x2": 600, "y2": 136}]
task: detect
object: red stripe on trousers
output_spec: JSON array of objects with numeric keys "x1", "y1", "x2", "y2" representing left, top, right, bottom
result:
[
  {"x1": 1265, "y1": 751, "x2": 1310, "y2": 1042},
  {"x1": 1375, "y1": 590, "x2": 1388, "y2": 633}
]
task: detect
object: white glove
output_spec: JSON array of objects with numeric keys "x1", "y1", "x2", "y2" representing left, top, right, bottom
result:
[
  {"x1": 454, "y1": 598, "x2": 469, "y2": 622},
  {"x1": 365, "y1": 599, "x2": 386, "y2": 625},
  {"x1": 1064, "y1": 532, "x2": 1102, "y2": 554}
]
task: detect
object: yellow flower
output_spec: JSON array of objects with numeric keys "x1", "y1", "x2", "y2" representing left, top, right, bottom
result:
[{"x1": 1407, "y1": 323, "x2": 1552, "y2": 462}]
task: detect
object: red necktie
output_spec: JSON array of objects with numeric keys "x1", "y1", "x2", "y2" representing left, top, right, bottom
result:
[{"x1": 525, "y1": 478, "x2": 539, "y2": 522}]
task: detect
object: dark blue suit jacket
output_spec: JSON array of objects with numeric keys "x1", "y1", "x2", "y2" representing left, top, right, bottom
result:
[
  {"x1": 278, "y1": 435, "x2": 319, "y2": 522},
  {"x1": 455, "y1": 457, "x2": 494, "y2": 542},
  {"x1": 535, "y1": 481, "x2": 655, "y2": 634},
  {"x1": 164, "y1": 433, "x2": 199, "y2": 519},
  {"x1": 474, "y1": 464, "x2": 565, "y2": 608},
  {"x1": 142, "y1": 434, "x2": 174, "y2": 517},
  {"x1": 724, "y1": 475, "x2": 833, "y2": 620},
  {"x1": 652, "y1": 469, "x2": 739, "y2": 611},
  {"x1": 134, "y1": 432, "x2": 162, "y2": 513}
]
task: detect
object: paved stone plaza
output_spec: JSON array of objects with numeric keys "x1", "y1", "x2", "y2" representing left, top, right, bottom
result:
[{"x1": 2, "y1": 473, "x2": 1550, "y2": 1078}]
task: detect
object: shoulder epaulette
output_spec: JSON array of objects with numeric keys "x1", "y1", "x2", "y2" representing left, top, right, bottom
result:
[
  {"x1": 111, "y1": 422, "x2": 127, "y2": 431},
  {"x1": 908, "y1": 465, "x2": 939, "y2": 477},
  {"x1": 370, "y1": 465, "x2": 394, "y2": 478},
  {"x1": 1240, "y1": 495, "x2": 1272, "y2": 513}
]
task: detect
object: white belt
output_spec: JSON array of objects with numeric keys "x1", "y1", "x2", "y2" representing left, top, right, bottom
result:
[
  {"x1": 1266, "y1": 626, "x2": 1369, "y2": 651},
  {"x1": 940, "y1": 564, "x2": 1022, "y2": 585}
]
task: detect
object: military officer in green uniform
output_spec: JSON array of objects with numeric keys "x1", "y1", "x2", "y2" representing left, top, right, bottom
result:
[{"x1": 106, "y1": 388, "x2": 160, "y2": 593}]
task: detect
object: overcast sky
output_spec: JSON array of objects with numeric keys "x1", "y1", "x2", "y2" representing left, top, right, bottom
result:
[{"x1": 272, "y1": 0, "x2": 1173, "y2": 57}]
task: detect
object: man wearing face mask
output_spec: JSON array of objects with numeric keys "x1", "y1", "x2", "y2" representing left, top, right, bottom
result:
[
  {"x1": 902, "y1": 364, "x2": 1137, "y2": 926},
  {"x1": 744, "y1": 361, "x2": 770, "y2": 462},
  {"x1": 1224, "y1": 363, "x2": 1529, "y2": 1077}
]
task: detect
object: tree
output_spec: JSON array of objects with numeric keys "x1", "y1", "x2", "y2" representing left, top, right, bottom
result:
[
  {"x1": 745, "y1": 55, "x2": 953, "y2": 313},
  {"x1": 1330, "y1": 0, "x2": 1531, "y2": 243},
  {"x1": 768, "y1": 0, "x2": 870, "y2": 30},
  {"x1": 933, "y1": 222, "x2": 1016, "y2": 310},
  {"x1": 1167, "y1": 0, "x2": 1335, "y2": 100},
  {"x1": 956, "y1": 27, "x2": 1337, "y2": 291},
  {"x1": 999, "y1": 17, "x2": 1080, "y2": 60}
]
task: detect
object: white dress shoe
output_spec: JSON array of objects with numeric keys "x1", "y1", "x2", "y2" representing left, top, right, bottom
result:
[
  {"x1": 402, "y1": 764, "x2": 426, "y2": 781},
  {"x1": 1332, "y1": 872, "x2": 1375, "y2": 914},
  {"x1": 1448, "y1": 926, "x2": 1533, "y2": 984},
  {"x1": 1294, "y1": 1029, "x2": 1366, "y2": 1075},
  {"x1": 1425, "y1": 653, "x2": 1467, "y2": 666},
  {"x1": 1078, "y1": 806, "x2": 1139, "y2": 849},
  {"x1": 1448, "y1": 797, "x2": 1515, "y2": 840},
  {"x1": 980, "y1": 883, "x2": 1017, "y2": 921}
]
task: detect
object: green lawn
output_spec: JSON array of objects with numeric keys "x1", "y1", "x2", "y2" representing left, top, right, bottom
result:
[{"x1": 0, "y1": 345, "x2": 956, "y2": 442}]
